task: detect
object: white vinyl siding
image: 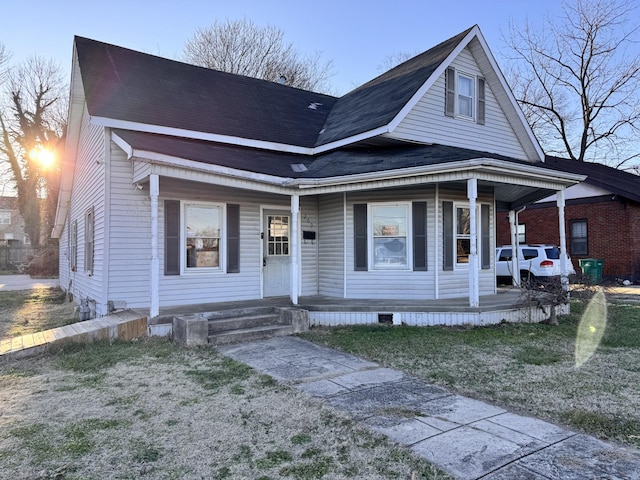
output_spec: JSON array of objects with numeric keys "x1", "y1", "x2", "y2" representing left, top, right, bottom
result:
[
  {"x1": 345, "y1": 189, "x2": 436, "y2": 300},
  {"x1": 300, "y1": 196, "x2": 319, "y2": 296},
  {"x1": 60, "y1": 108, "x2": 106, "y2": 313},
  {"x1": 392, "y1": 47, "x2": 529, "y2": 160},
  {"x1": 317, "y1": 193, "x2": 345, "y2": 297}
]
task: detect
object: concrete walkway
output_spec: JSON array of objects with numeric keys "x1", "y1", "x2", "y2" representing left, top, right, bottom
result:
[
  {"x1": 0, "y1": 274, "x2": 58, "y2": 291},
  {"x1": 219, "y1": 336, "x2": 640, "y2": 480}
]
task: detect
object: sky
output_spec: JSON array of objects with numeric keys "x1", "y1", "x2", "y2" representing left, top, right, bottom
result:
[{"x1": 1, "y1": 0, "x2": 566, "y2": 95}]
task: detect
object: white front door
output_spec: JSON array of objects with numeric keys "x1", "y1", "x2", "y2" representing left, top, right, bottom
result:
[{"x1": 263, "y1": 211, "x2": 291, "y2": 297}]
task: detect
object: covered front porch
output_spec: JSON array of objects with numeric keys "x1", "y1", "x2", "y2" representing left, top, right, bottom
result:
[{"x1": 147, "y1": 287, "x2": 563, "y2": 337}]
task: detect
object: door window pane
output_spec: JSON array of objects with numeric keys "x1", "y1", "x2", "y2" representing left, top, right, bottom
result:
[{"x1": 267, "y1": 215, "x2": 290, "y2": 256}]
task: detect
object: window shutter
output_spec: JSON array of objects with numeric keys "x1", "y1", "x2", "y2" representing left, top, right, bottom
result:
[
  {"x1": 84, "y1": 207, "x2": 94, "y2": 275},
  {"x1": 445, "y1": 67, "x2": 455, "y2": 117},
  {"x1": 354, "y1": 204, "x2": 368, "y2": 271},
  {"x1": 477, "y1": 77, "x2": 486, "y2": 125},
  {"x1": 442, "y1": 201, "x2": 454, "y2": 271},
  {"x1": 227, "y1": 204, "x2": 240, "y2": 273},
  {"x1": 164, "y1": 200, "x2": 180, "y2": 275},
  {"x1": 481, "y1": 204, "x2": 490, "y2": 269},
  {"x1": 412, "y1": 202, "x2": 428, "y2": 271}
]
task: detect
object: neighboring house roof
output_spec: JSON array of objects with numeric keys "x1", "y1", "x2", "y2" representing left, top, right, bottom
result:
[{"x1": 544, "y1": 156, "x2": 640, "y2": 204}]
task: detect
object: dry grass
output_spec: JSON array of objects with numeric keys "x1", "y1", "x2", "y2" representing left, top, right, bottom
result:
[
  {"x1": 0, "y1": 338, "x2": 449, "y2": 479},
  {"x1": 0, "y1": 287, "x2": 76, "y2": 339}
]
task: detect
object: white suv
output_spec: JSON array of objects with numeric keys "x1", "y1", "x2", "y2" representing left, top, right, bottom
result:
[{"x1": 495, "y1": 244, "x2": 575, "y2": 285}]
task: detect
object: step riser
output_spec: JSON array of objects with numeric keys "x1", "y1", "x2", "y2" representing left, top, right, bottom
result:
[
  {"x1": 208, "y1": 314, "x2": 287, "y2": 334},
  {"x1": 209, "y1": 325, "x2": 294, "y2": 345}
]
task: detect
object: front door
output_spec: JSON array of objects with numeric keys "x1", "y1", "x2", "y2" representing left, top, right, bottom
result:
[{"x1": 263, "y1": 211, "x2": 291, "y2": 297}]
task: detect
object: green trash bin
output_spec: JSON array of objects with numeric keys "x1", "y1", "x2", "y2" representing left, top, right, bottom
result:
[{"x1": 579, "y1": 258, "x2": 604, "y2": 283}]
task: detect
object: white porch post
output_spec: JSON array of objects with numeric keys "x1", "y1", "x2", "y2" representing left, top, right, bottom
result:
[
  {"x1": 290, "y1": 194, "x2": 300, "y2": 305},
  {"x1": 557, "y1": 189, "x2": 569, "y2": 293},
  {"x1": 468, "y1": 178, "x2": 479, "y2": 307},
  {"x1": 150, "y1": 174, "x2": 159, "y2": 318},
  {"x1": 508, "y1": 210, "x2": 520, "y2": 287}
]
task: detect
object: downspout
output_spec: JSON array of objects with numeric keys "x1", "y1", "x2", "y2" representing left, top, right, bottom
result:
[
  {"x1": 343, "y1": 192, "x2": 347, "y2": 298},
  {"x1": 435, "y1": 185, "x2": 439, "y2": 299}
]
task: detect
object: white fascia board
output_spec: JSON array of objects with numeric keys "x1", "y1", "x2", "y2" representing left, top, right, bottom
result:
[
  {"x1": 313, "y1": 126, "x2": 391, "y2": 154},
  {"x1": 471, "y1": 30, "x2": 545, "y2": 161},
  {"x1": 52, "y1": 50, "x2": 85, "y2": 238},
  {"x1": 110, "y1": 132, "x2": 291, "y2": 187},
  {"x1": 387, "y1": 27, "x2": 479, "y2": 133},
  {"x1": 93, "y1": 117, "x2": 314, "y2": 155}
]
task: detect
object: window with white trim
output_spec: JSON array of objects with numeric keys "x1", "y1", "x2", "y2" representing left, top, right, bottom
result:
[
  {"x1": 0, "y1": 211, "x2": 11, "y2": 225},
  {"x1": 457, "y1": 73, "x2": 474, "y2": 118},
  {"x1": 456, "y1": 206, "x2": 472, "y2": 264},
  {"x1": 445, "y1": 67, "x2": 485, "y2": 124},
  {"x1": 84, "y1": 208, "x2": 94, "y2": 274},
  {"x1": 371, "y1": 203, "x2": 410, "y2": 269},
  {"x1": 184, "y1": 203, "x2": 222, "y2": 270},
  {"x1": 70, "y1": 219, "x2": 78, "y2": 272}
]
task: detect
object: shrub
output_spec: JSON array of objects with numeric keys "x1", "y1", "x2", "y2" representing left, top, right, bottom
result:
[{"x1": 26, "y1": 248, "x2": 59, "y2": 278}]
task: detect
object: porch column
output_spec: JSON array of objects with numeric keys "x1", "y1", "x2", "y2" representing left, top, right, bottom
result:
[
  {"x1": 508, "y1": 210, "x2": 520, "y2": 287},
  {"x1": 557, "y1": 189, "x2": 569, "y2": 292},
  {"x1": 467, "y1": 179, "x2": 479, "y2": 307},
  {"x1": 290, "y1": 194, "x2": 300, "y2": 305},
  {"x1": 150, "y1": 174, "x2": 159, "y2": 318}
]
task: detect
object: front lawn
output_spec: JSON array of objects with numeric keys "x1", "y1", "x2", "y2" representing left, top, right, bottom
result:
[
  {"x1": 0, "y1": 287, "x2": 76, "y2": 339},
  {"x1": 301, "y1": 299, "x2": 640, "y2": 448}
]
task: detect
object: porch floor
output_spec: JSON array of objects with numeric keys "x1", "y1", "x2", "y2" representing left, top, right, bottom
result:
[{"x1": 148, "y1": 287, "x2": 533, "y2": 325}]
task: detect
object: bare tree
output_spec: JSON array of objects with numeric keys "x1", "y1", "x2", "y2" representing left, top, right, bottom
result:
[
  {"x1": 376, "y1": 51, "x2": 418, "y2": 73},
  {"x1": 183, "y1": 17, "x2": 334, "y2": 93},
  {"x1": 504, "y1": 0, "x2": 640, "y2": 166},
  {"x1": 0, "y1": 55, "x2": 67, "y2": 248}
]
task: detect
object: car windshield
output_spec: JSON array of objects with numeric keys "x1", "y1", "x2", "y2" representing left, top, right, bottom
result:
[{"x1": 545, "y1": 247, "x2": 560, "y2": 259}]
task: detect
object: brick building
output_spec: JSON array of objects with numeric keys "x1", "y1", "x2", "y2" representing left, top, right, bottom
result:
[{"x1": 496, "y1": 156, "x2": 640, "y2": 283}]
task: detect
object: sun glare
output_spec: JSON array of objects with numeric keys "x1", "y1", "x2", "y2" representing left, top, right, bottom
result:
[
  {"x1": 29, "y1": 145, "x2": 55, "y2": 168},
  {"x1": 575, "y1": 287, "x2": 607, "y2": 368}
]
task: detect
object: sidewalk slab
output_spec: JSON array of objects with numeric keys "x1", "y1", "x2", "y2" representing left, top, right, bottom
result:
[{"x1": 219, "y1": 336, "x2": 640, "y2": 480}]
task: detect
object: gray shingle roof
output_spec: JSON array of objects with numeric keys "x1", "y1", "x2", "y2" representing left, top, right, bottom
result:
[
  {"x1": 315, "y1": 27, "x2": 474, "y2": 146},
  {"x1": 75, "y1": 36, "x2": 336, "y2": 148},
  {"x1": 114, "y1": 129, "x2": 529, "y2": 179},
  {"x1": 75, "y1": 27, "x2": 473, "y2": 149}
]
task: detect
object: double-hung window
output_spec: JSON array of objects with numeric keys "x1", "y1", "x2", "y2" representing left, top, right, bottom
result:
[
  {"x1": 570, "y1": 219, "x2": 588, "y2": 255},
  {"x1": 456, "y1": 206, "x2": 472, "y2": 264},
  {"x1": 457, "y1": 74, "x2": 474, "y2": 118},
  {"x1": 0, "y1": 211, "x2": 10, "y2": 225},
  {"x1": 445, "y1": 67, "x2": 485, "y2": 124},
  {"x1": 184, "y1": 203, "x2": 221, "y2": 270},
  {"x1": 371, "y1": 204, "x2": 410, "y2": 269}
]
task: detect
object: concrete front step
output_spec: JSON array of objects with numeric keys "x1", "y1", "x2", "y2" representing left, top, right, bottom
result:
[
  {"x1": 208, "y1": 314, "x2": 287, "y2": 334},
  {"x1": 209, "y1": 324, "x2": 295, "y2": 345}
]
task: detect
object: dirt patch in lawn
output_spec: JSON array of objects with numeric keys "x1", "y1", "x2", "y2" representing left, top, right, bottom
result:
[{"x1": 0, "y1": 338, "x2": 449, "y2": 479}]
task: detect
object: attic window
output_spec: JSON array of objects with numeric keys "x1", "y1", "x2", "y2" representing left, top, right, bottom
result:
[
  {"x1": 291, "y1": 163, "x2": 308, "y2": 172},
  {"x1": 308, "y1": 102, "x2": 322, "y2": 110},
  {"x1": 445, "y1": 67, "x2": 485, "y2": 124}
]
